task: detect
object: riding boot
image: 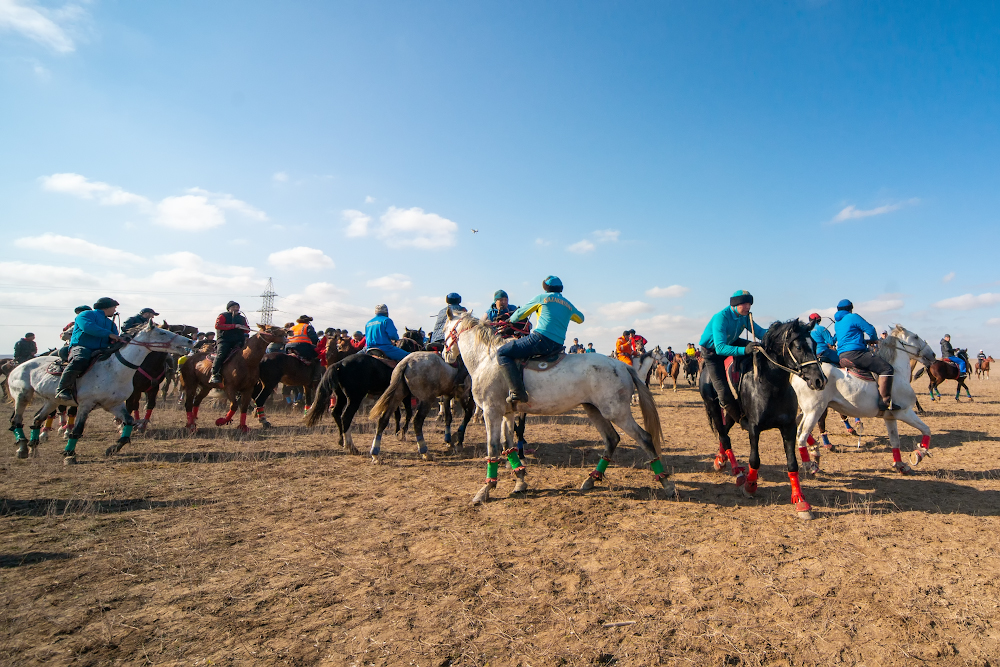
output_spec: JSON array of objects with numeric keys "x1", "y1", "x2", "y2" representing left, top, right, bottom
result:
[
  {"x1": 54, "y1": 369, "x2": 80, "y2": 402},
  {"x1": 499, "y1": 362, "x2": 529, "y2": 407},
  {"x1": 877, "y1": 375, "x2": 899, "y2": 411},
  {"x1": 720, "y1": 399, "x2": 742, "y2": 425}
]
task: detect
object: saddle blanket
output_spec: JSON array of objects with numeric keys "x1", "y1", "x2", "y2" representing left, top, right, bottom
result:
[
  {"x1": 723, "y1": 356, "x2": 741, "y2": 399},
  {"x1": 520, "y1": 351, "x2": 565, "y2": 372}
]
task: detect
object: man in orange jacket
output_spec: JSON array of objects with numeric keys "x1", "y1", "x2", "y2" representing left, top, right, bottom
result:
[{"x1": 615, "y1": 330, "x2": 635, "y2": 365}]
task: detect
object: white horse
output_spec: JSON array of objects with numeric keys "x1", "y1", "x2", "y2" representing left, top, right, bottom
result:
[
  {"x1": 792, "y1": 325, "x2": 936, "y2": 474},
  {"x1": 8, "y1": 321, "x2": 193, "y2": 463},
  {"x1": 443, "y1": 310, "x2": 670, "y2": 505}
]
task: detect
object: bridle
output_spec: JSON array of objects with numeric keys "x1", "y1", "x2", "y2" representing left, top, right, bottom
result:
[
  {"x1": 747, "y1": 313, "x2": 820, "y2": 380},
  {"x1": 114, "y1": 331, "x2": 191, "y2": 370}
]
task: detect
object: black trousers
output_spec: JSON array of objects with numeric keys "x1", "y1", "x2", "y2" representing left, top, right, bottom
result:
[
  {"x1": 285, "y1": 342, "x2": 317, "y2": 362},
  {"x1": 701, "y1": 341, "x2": 748, "y2": 410},
  {"x1": 212, "y1": 339, "x2": 242, "y2": 376},
  {"x1": 839, "y1": 349, "x2": 893, "y2": 376}
]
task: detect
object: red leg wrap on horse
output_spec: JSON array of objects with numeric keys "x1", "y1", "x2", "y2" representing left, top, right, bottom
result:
[
  {"x1": 225, "y1": 409, "x2": 235, "y2": 419},
  {"x1": 133, "y1": 410, "x2": 140, "y2": 421},
  {"x1": 806, "y1": 435, "x2": 816, "y2": 446},
  {"x1": 921, "y1": 435, "x2": 930, "y2": 448},
  {"x1": 788, "y1": 471, "x2": 806, "y2": 504},
  {"x1": 186, "y1": 411, "x2": 194, "y2": 424},
  {"x1": 746, "y1": 468, "x2": 758, "y2": 484},
  {"x1": 192, "y1": 406, "x2": 199, "y2": 419},
  {"x1": 725, "y1": 449, "x2": 739, "y2": 471},
  {"x1": 892, "y1": 448, "x2": 902, "y2": 463},
  {"x1": 718, "y1": 440, "x2": 725, "y2": 455},
  {"x1": 239, "y1": 413, "x2": 247, "y2": 428},
  {"x1": 144, "y1": 409, "x2": 153, "y2": 421},
  {"x1": 799, "y1": 446, "x2": 811, "y2": 463}
]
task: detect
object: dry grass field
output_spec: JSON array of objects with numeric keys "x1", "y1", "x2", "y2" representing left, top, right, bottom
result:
[{"x1": 2, "y1": 374, "x2": 999, "y2": 666}]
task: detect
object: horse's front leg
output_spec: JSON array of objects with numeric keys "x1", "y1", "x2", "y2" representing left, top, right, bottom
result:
[
  {"x1": 472, "y1": 408, "x2": 504, "y2": 505},
  {"x1": 885, "y1": 419, "x2": 911, "y2": 474},
  {"x1": 236, "y1": 393, "x2": 251, "y2": 434},
  {"x1": 781, "y1": 424, "x2": 813, "y2": 519},
  {"x1": 105, "y1": 401, "x2": 136, "y2": 456},
  {"x1": 514, "y1": 413, "x2": 528, "y2": 459},
  {"x1": 501, "y1": 413, "x2": 527, "y2": 494},
  {"x1": 63, "y1": 404, "x2": 96, "y2": 464},
  {"x1": 580, "y1": 404, "x2": 621, "y2": 491},
  {"x1": 26, "y1": 401, "x2": 57, "y2": 459},
  {"x1": 413, "y1": 401, "x2": 433, "y2": 460},
  {"x1": 369, "y1": 412, "x2": 392, "y2": 463},
  {"x1": 215, "y1": 390, "x2": 238, "y2": 427},
  {"x1": 743, "y1": 426, "x2": 761, "y2": 498}
]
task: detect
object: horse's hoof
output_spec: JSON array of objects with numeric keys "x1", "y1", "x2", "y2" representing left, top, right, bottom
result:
[
  {"x1": 742, "y1": 482, "x2": 757, "y2": 498},
  {"x1": 797, "y1": 509, "x2": 814, "y2": 520},
  {"x1": 186, "y1": 424, "x2": 198, "y2": 435},
  {"x1": 38, "y1": 429, "x2": 49, "y2": 442},
  {"x1": 370, "y1": 455, "x2": 382, "y2": 465},
  {"x1": 215, "y1": 417, "x2": 230, "y2": 426},
  {"x1": 511, "y1": 481, "x2": 528, "y2": 495},
  {"x1": 421, "y1": 452, "x2": 433, "y2": 461},
  {"x1": 580, "y1": 476, "x2": 596, "y2": 491},
  {"x1": 63, "y1": 454, "x2": 77, "y2": 466},
  {"x1": 893, "y1": 461, "x2": 912, "y2": 475},
  {"x1": 15, "y1": 447, "x2": 29, "y2": 460},
  {"x1": 802, "y1": 462, "x2": 819, "y2": 479},
  {"x1": 28, "y1": 445, "x2": 38, "y2": 458},
  {"x1": 734, "y1": 468, "x2": 747, "y2": 487},
  {"x1": 471, "y1": 488, "x2": 490, "y2": 505},
  {"x1": 713, "y1": 453, "x2": 726, "y2": 472},
  {"x1": 910, "y1": 447, "x2": 929, "y2": 466},
  {"x1": 236, "y1": 425, "x2": 249, "y2": 434},
  {"x1": 260, "y1": 420, "x2": 272, "y2": 429},
  {"x1": 659, "y1": 480, "x2": 677, "y2": 499}
]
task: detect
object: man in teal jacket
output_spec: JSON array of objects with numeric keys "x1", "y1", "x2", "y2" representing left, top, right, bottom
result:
[
  {"x1": 497, "y1": 275, "x2": 584, "y2": 407},
  {"x1": 699, "y1": 290, "x2": 768, "y2": 422},
  {"x1": 55, "y1": 297, "x2": 123, "y2": 401}
]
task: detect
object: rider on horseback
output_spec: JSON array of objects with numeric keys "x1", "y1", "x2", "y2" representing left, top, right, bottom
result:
[
  {"x1": 431, "y1": 294, "x2": 467, "y2": 344},
  {"x1": 615, "y1": 331, "x2": 635, "y2": 366},
  {"x1": 496, "y1": 275, "x2": 584, "y2": 407},
  {"x1": 364, "y1": 304, "x2": 410, "y2": 361},
  {"x1": 807, "y1": 313, "x2": 839, "y2": 365},
  {"x1": 210, "y1": 301, "x2": 250, "y2": 384},
  {"x1": 55, "y1": 297, "x2": 123, "y2": 402},
  {"x1": 940, "y1": 334, "x2": 967, "y2": 374},
  {"x1": 486, "y1": 290, "x2": 517, "y2": 322},
  {"x1": 285, "y1": 315, "x2": 319, "y2": 362},
  {"x1": 13, "y1": 333, "x2": 36, "y2": 365},
  {"x1": 699, "y1": 290, "x2": 767, "y2": 423},
  {"x1": 122, "y1": 307, "x2": 158, "y2": 332},
  {"x1": 834, "y1": 299, "x2": 898, "y2": 411}
]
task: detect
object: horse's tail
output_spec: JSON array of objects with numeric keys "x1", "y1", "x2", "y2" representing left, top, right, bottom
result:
[
  {"x1": 304, "y1": 365, "x2": 340, "y2": 426},
  {"x1": 369, "y1": 359, "x2": 410, "y2": 422},
  {"x1": 914, "y1": 366, "x2": 925, "y2": 380},
  {"x1": 626, "y1": 364, "x2": 663, "y2": 457}
]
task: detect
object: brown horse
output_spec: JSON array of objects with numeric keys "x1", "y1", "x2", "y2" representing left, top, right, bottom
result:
[
  {"x1": 976, "y1": 356, "x2": 994, "y2": 380},
  {"x1": 325, "y1": 335, "x2": 362, "y2": 367},
  {"x1": 915, "y1": 348, "x2": 973, "y2": 402},
  {"x1": 122, "y1": 323, "x2": 199, "y2": 433},
  {"x1": 654, "y1": 359, "x2": 681, "y2": 392},
  {"x1": 179, "y1": 325, "x2": 287, "y2": 432},
  {"x1": 251, "y1": 351, "x2": 322, "y2": 427}
]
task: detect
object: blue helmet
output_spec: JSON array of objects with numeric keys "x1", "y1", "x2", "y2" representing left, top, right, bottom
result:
[
  {"x1": 542, "y1": 276, "x2": 563, "y2": 292},
  {"x1": 446, "y1": 293, "x2": 462, "y2": 305},
  {"x1": 493, "y1": 289, "x2": 508, "y2": 301},
  {"x1": 837, "y1": 299, "x2": 853, "y2": 311}
]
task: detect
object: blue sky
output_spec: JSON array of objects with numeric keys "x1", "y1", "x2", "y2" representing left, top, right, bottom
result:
[{"x1": 2, "y1": 1, "x2": 998, "y2": 354}]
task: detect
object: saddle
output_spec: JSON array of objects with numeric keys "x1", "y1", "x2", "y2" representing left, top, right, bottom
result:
[
  {"x1": 285, "y1": 349, "x2": 317, "y2": 365},
  {"x1": 517, "y1": 350, "x2": 566, "y2": 372},
  {"x1": 723, "y1": 356, "x2": 742, "y2": 399},
  {"x1": 45, "y1": 343, "x2": 126, "y2": 377},
  {"x1": 207, "y1": 343, "x2": 244, "y2": 367},
  {"x1": 838, "y1": 356, "x2": 877, "y2": 381},
  {"x1": 365, "y1": 348, "x2": 399, "y2": 369}
]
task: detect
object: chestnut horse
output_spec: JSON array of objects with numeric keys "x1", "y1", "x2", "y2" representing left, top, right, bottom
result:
[
  {"x1": 654, "y1": 358, "x2": 681, "y2": 392},
  {"x1": 179, "y1": 325, "x2": 287, "y2": 432},
  {"x1": 915, "y1": 348, "x2": 973, "y2": 402},
  {"x1": 976, "y1": 356, "x2": 994, "y2": 380}
]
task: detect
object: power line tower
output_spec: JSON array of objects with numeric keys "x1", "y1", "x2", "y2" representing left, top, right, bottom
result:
[{"x1": 258, "y1": 277, "x2": 277, "y2": 325}]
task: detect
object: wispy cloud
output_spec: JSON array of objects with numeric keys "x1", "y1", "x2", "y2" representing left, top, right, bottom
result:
[
  {"x1": 14, "y1": 233, "x2": 143, "y2": 264},
  {"x1": 987, "y1": 318, "x2": 1000, "y2": 326},
  {"x1": 567, "y1": 239, "x2": 595, "y2": 254},
  {"x1": 645, "y1": 285, "x2": 689, "y2": 298},
  {"x1": 366, "y1": 273, "x2": 412, "y2": 291},
  {"x1": 535, "y1": 238, "x2": 551, "y2": 247},
  {"x1": 156, "y1": 195, "x2": 225, "y2": 230},
  {"x1": 40, "y1": 173, "x2": 149, "y2": 207},
  {"x1": 593, "y1": 229, "x2": 620, "y2": 243},
  {"x1": 268, "y1": 247, "x2": 335, "y2": 270},
  {"x1": 942, "y1": 272, "x2": 955, "y2": 284},
  {"x1": 858, "y1": 296, "x2": 904, "y2": 313},
  {"x1": 365, "y1": 195, "x2": 375, "y2": 204},
  {"x1": 0, "y1": 0, "x2": 83, "y2": 54},
  {"x1": 830, "y1": 198, "x2": 919, "y2": 224},
  {"x1": 342, "y1": 209, "x2": 371, "y2": 238},
  {"x1": 933, "y1": 292, "x2": 1000, "y2": 311},
  {"x1": 272, "y1": 171, "x2": 288, "y2": 183},
  {"x1": 598, "y1": 301, "x2": 654, "y2": 320},
  {"x1": 187, "y1": 187, "x2": 267, "y2": 221},
  {"x1": 378, "y1": 207, "x2": 458, "y2": 249}
]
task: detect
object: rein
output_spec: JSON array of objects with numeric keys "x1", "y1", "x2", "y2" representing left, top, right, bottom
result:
[{"x1": 747, "y1": 313, "x2": 819, "y2": 380}]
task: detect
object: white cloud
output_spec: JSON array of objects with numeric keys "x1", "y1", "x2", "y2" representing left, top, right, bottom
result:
[
  {"x1": 535, "y1": 238, "x2": 551, "y2": 246},
  {"x1": 366, "y1": 273, "x2": 412, "y2": 290},
  {"x1": 365, "y1": 195, "x2": 375, "y2": 204},
  {"x1": 0, "y1": 0, "x2": 80, "y2": 53},
  {"x1": 377, "y1": 206, "x2": 458, "y2": 249},
  {"x1": 40, "y1": 173, "x2": 149, "y2": 207},
  {"x1": 342, "y1": 209, "x2": 371, "y2": 238},
  {"x1": 858, "y1": 297, "x2": 904, "y2": 313},
  {"x1": 987, "y1": 318, "x2": 1000, "y2": 326},
  {"x1": 14, "y1": 233, "x2": 142, "y2": 264},
  {"x1": 187, "y1": 187, "x2": 267, "y2": 221},
  {"x1": 598, "y1": 301, "x2": 654, "y2": 320},
  {"x1": 268, "y1": 246, "x2": 335, "y2": 270},
  {"x1": 593, "y1": 229, "x2": 620, "y2": 243},
  {"x1": 942, "y1": 272, "x2": 955, "y2": 284},
  {"x1": 567, "y1": 239, "x2": 596, "y2": 254},
  {"x1": 272, "y1": 172, "x2": 288, "y2": 183},
  {"x1": 830, "y1": 198, "x2": 919, "y2": 224},
  {"x1": 155, "y1": 195, "x2": 225, "y2": 231},
  {"x1": 0, "y1": 260, "x2": 102, "y2": 287},
  {"x1": 645, "y1": 285, "x2": 689, "y2": 298},
  {"x1": 933, "y1": 293, "x2": 1000, "y2": 311}
]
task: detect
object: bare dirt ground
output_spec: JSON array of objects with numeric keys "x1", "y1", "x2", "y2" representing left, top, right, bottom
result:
[{"x1": 2, "y1": 375, "x2": 999, "y2": 666}]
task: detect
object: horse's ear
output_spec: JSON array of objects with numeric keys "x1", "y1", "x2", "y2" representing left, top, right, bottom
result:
[
  {"x1": 147, "y1": 319, "x2": 156, "y2": 330},
  {"x1": 257, "y1": 324, "x2": 266, "y2": 330}
]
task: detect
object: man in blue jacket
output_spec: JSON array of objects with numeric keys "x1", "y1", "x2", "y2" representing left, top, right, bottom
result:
[
  {"x1": 497, "y1": 276, "x2": 584, "y2": 407},
  {"x1": 55, "y1": 297, "x2": 124, "y2": 401},
  {"x1": 699, "y1": 290, "x2": 768, "y2": 423},
  {"x1": 486, "y1": 290, "x2": 518, "y2": 322},
  {"x1": 807, "y1": 313, "x2": 839, "y2": 365},
  {"x1": 364, "y1": 304, "x2": 409, "y2": 362},
  {"x1": 834, "y1": 299, "x2": 897, "y2": 411}
]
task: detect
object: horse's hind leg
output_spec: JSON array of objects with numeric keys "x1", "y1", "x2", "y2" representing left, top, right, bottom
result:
[
  {"x1": 886, "y1": 420, "x2": 911, "y2": 474},
  {"x1": 341, "y1": 395, "x2": 363, "y2": 455},
  {"x1": 611, "y1": 406, "x2": 675, "y2": 498},
  {"x1": 780, "y1": 424, "x2": 813, "y2": 520},
  {"x1": 10, "y1": 388, "x2": 33, "y2": 458},
  {"x1": 500, "y1": 413, "x2": 527, "y2": 495},
  {"x1": 452, "y1": 392, "x2": 475, "y2": 453},
  {"x1": 579, "y1": 403, "x2": 621, "y2": 491},
  {"x1": 64, "y1": 404, "x2": 97, "y2": 464},
  {"x1": 514, "y1": 413, "x2": 528, "y2": 459},
  {"x1": 105, "y1": 401, "x2": 137, "y2": 456},
  {"x1": 795, "y1": 409, "x2": 822, "y2": 477},
  {"x1": 412, "y1": 401, "x2": 433, "y2": 459},
  {"x1": 26, "y1": 400, "x2": 56, "y2": 459}
]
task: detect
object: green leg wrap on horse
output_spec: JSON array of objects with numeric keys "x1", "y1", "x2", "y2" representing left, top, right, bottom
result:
[
  {"x1": 13, "y1": 427, "x2": 26, "y2": 441},
  {"x1": 596, "y1": 457, "x2": 610, "y2": 474},
  {"x1": 30, "y1": 428, "x2": 40, "y2": 440},
  {"x1": 65, "y1": 438, "x2": 78, "y2": 453},
  {"x1": 506, "y1": 451, "x2": 523, "y2": 470},
  {"x1": 121, "y1": 424, "x2": 133, "y2": 438},
  {"x1": 486, "y1": 461, "x2": 499, "y2": 479},
  {"x1": 649, "y1": 458, "x2": 665, "y2": 476}
]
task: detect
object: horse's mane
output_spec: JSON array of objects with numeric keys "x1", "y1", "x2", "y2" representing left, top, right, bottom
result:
[
  {"x1": 877, "y1": 324, "x2": 913, "y2": 364},
  {"x1": 762, "y1": 319, "x2": 807, "y2": 351},
  {"x1": 459, "y1": 314, "x2": 506, "y2": 351}
]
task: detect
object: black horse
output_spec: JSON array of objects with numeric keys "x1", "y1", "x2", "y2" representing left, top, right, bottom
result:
[
  {"x1": 303, "y1": 338, "x2": 423, "y2": 452},
  {"x1": 119, "y1": 324, "x2": 198, "y2": 438},
  {"x1": 700, "y1": 319, "x2": 826, "y2": 519}
]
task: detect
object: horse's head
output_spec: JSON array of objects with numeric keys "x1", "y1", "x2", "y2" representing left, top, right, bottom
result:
[
  {"x1": 404, "y1": 327, "x2": 426, "y2": 345},
  {"x1": 763, "y1": 319, "x2": 826, "y2": 390},
  {"x1": 131, "y1": 320, "x2": 193, "y2": 355},
  {"x1": 443, "y1": 308, "x2": 473, "y2": 364},
  {"x1": 257, "y1": 324, "x2": 287, "y2": 345},
  {"x1": 887, "y1": 325, "x2": 935, "y2": 366}
]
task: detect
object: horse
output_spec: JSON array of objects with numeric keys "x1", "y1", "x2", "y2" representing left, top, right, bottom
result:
[
  {"x1": 793, "y1": 325, "x2": 936, "y2": 474},
  {"x1": 916, "y1": 348, "x2": 973, "y2": 402},
  {"x1": 179, "y1": 325, "x2": 287, "y2": 433},
  {"x1": 251, "y1": 351, "x2": 323, "y2": 427},
  {"x1": 443, "y1": 310, "x2": 669, "y2": 505},
  {"x1": 368, "y1": 352, "x2": 475, "y2": 460},
  {"x1": 325, "y1": 335, "x2": 362, "y2": 367},
  {"x1": 682, "y1": 354, "x2": 699, "y2": 385},
  {"x1": 654, "y1": 358, "x2": 681, "y2": 392},
  {"x1": 122, "y1": 323, "x2": 199, "y2": 434},
  {"x1": 8, "y1": 322, "x2": 193, "y2": 462},
  {"x1": 700, "y1": 319, "x2": 827, "y2": 520},
  {"x1": 975, "y1": 356, "x2": 994, "y2": 380},
  {"x1": 303, "y1": 338, "x2": 423, "y2": 452}
]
